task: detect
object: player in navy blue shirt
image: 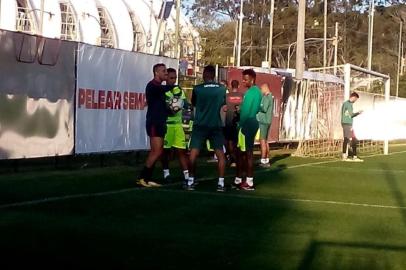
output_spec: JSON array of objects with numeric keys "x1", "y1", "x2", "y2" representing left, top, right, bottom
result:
[{"x1": 137, "y1": 63, "x2": 168, "y2": 187}]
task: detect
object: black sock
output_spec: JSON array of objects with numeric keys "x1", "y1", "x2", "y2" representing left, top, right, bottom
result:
[
  {"x1": 343, "y1": 138, "x2": 350, "y2": 154},
  {"x1": 140, "y1": 166, "x2": 153, "y2": 181},
  {"x1": 352, "y1": 139, "x2": 358, "y2": 156}
]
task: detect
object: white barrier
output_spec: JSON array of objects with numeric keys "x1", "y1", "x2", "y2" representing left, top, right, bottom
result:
[
  {"x1": 75, "y1": 44, "x2": 178, "y2": 154},
  {"x1": 0, "y1": 30, "x2": 76, "y2": 160}
]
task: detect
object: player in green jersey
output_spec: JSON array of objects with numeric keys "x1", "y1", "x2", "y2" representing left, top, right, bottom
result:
[
  {"x1": 235, "y1": 69, "x2": 262, "y2": 191},
  {"x1": 161, "y1": 68, "x2": 189, "y2": 183}
]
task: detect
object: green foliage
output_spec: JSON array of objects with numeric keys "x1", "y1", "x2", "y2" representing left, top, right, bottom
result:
[{"x1": 190, "y1": 1, "x2": 406, "y2": 97}]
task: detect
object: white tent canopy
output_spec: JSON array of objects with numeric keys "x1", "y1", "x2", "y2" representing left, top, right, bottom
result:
[{"x1": 0, "y1": 0, "x2": 199, "y2": 55}]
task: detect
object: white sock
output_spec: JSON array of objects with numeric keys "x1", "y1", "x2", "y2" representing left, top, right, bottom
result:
[
  {"x1": 265, "y1": 158, "x2": 270, "y2": 164},
  {"x1": 246, "y1": 177, "x2": 254, "y2": 186},
  {"x1": 183, "y1": 170, "x2": 189, "y2": 180},
  {"x1": 218, "y1": 177, "x2": 225, "y2": 187},
  {"x1": 188, "y1": 177, "x2": 194, "y2": 186},
  {"x1": 261, "y1": 158, "x2": 267, "y2": 164},
  {"x1": 234, "y1": 177, "x2": 242, "y2": 184},
  {"x1": 163, "y1": 169, "x2": 170, "y2": 178}
]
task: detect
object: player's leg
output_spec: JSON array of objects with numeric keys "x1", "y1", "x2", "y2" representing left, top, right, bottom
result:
[
  {"x1": 351, "y1": 136, "x2": 363, "y2": 162},
  {"x1": 176, "y1": 149, "x2": 189, "y2": 179},
  {"x1": 173, "y1": 124, "x2": 189, "y2": 181},
  {"x1": 186, "y1": 126, "x2": 206, "y2": 190},
  {"x1": 240, "y1": 120, "x2": 258, "y2": 191},
  {"x1": 161, "y1": 125, "x2": 173, "y2": 182},
  {"x1": 342, "y1": 125, "x2": 351, "y2": 160},
  {"x1": 138, "y1": 123, "x2": 165, "y2": 187},
  {"x1": 146, "y1": 137, "x2": 165, "y2": 168},
  {"x1": 228, "y1": 124, "x2": 239, "y2": 167},
  {"x1": 223, "y1": 126, "x2": 232, "y2": 165},
  {"x1": 342, "y1": 137, "x2": 349, "y2": 159},
  {"x1": 188, "y1": 148, "x2": 200, "y2": 189},
  {"x1": 214, "y1": 148, "x2": 226, "y2": 192},
  {"x1": 210, "y1": 128, "x2": 226, "y2": 192},
  {"x1": 265, "y1": 139, "x2": 270, "y2": 162},
  {"x1": 259, "y1": 124, "x2": 271, "y2": 167},
  {"x1": 233, "y1": 128, "x2": 246, "y2": 188}
]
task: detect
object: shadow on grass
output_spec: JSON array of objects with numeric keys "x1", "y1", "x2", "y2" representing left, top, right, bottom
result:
[
  {"x1": 0, "y1": 159, "x2": 314, "y2": 270},
  {"x1": 270, "y1": 154, "x2": 291, "y2": 165},
  {"x1": 381, "y1": 163, "x2": 406, "y2": 225},
  {"x1": 298, "y1": 240, "x2": 406, "y2": 270}
]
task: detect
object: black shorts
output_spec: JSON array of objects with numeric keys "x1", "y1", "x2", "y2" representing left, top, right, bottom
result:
[
  {"x1": 146, "y1": 122, "x2": 167, "y2": 138},
  {"x1": 223, "y1": 125, "x2": 238, "y2": 142},
  {"x1": 189, "y1": 126, "x2": 225, "y2": 150},
  {"x1": 342, "y1": 124, "x2": 353, "y2": 139}
]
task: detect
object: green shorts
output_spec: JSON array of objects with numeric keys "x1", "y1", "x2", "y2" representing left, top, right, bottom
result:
[
  {"x1": 237, "y1": 120, "x2": 259, "y2": 152},
  {"x1": 259, "y1": 123, "x2": 271, "y2": 140},
  {"x1": 189, "y1": 126, "x2": 224, "y2": 150},
  {"x1": 164, "y1": 124, "x2": 187, "y2": 149}
]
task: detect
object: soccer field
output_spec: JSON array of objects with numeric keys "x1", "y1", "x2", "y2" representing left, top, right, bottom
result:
[{"x1": 1, "y1": 147, "x2": 406, "y2": 270}]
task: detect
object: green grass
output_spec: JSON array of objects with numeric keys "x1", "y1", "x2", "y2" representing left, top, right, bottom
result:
[{"x1": 1, "y1": 147, "x2": 406, "y2": 269}]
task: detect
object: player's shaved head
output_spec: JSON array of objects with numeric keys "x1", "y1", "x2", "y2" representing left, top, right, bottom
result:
[
  {"x1": 231, "y1": 80, "x2": 239, "y2": 89},
  {"x1": 203, "y1": 65, "x2": 216, "y2": 82},
  {"x1": 242, "y1": 69, "x2": 256, "y2": 88},
  {"x1": 166, "y1": 68, "x2": 177, "y2": 86}
]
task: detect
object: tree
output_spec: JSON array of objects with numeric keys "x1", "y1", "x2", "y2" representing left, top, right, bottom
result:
[{"x1": 188, "y1": 1, "x2": 406, "y2": 96}]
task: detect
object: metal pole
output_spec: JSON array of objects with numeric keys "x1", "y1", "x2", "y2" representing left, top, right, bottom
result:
[
  {"x1": 384, "y1": 77, "x2": 390, "y2": 155},
  {"x1": 323, "y1": 0, "x2": 327, "y2": 69},
  {"x1": 153, "y1": 0, "x2": 167, "y2": 55},
  {"x1": 174, "y1": 0, "x2": 181, "y2": 58},
  {"x1": 401, "y1": 41, "x2": 404, "y2": 76},
  {"x1": 344, "y1": 63, "x2": 351, "y2": 100},
  {"x1": 265, "y1": 39, "x2": 268, "y2": 63},
  {"x1": 194, "y1": 41, "x2": 197, "y2": 77},
  {"x1": 237, "y1": 0, "x2": 244, "y2": 67},
  {"x1": 334, "y1": 22, "x2": 339, "y2": 75},
  {"x1": 233, "y1": 20, "x2": 238, "y2": 66},
  {"x1": 40, "y1": 0, "x2": 45, "y2": 36},
  {"x1": 296, "y1": 0, "x2": 306, "y2": 80},
  {"x1": 367, "y1": 0, "x2": 375, "y2": 70},
  {"x1": 397, "y1": 21, "x2": 402, "y2": 97},
  {"x1": 267, "y1": 0, "x2": 274, "y2": 67},
  {"x1": 287, "y1": 42, "x2": 296, "y2": 69}
]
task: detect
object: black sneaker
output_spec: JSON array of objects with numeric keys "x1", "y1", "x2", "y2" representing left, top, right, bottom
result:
[
  {"x1": 164, "y1": 175, "x2": 173, "y2": 184},
  {"x1": 231, "y1": 182, "x2": 242, "y2": 190},
  {"x1": 183, "y1": 182, "x2": 195, "y2": 191},
  {"x1": 259, "y1": 163, "x2": 271, "y2": 168},
  {"x1": 217, "y1": 185, "x2": 226, "y2": 192}
]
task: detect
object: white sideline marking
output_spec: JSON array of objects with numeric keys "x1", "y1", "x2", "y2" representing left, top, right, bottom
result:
[
  {"x1": 1, "y1": 150, "x2": 406, "y2": 210},
  {"x1": 156, "y1": 189, "x2": 406, "y2": 210},
  {"x1": 309, "y1": 165, "x2": 406, "y2": 174}
]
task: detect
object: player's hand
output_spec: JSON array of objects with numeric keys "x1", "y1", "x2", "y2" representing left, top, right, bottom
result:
[{"x1": 222, "y1": 105, "x2": 228, "y2": 112}]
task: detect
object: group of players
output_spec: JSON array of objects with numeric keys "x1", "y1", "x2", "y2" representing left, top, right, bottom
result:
[{"x1": 136, "y1": 63, "x2": 274, "y2": 192}]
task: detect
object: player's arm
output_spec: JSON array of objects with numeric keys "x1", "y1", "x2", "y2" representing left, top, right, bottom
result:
[
  {"x1": 351, "y1": 111, "x2": 363, "y2": 118},
  {"x1": 221, "y1": 88, "x2": 227, "y2": 112},
  {"x1": 191, "y1": 87, "x2": 197, "y2": 107},
  {"x1": 240, "y1": 92, "x2": 253, "y2": 125},
  {"x1": 145, "y1": 84, "x2": 154, "y2": 104},
  {"x1": 162, "y1": 84, "x2": 173, "y2": 93},
  {"x1": 269, "y1": 95, "x2": 274, "y2": 118},
  {"x1": 259, "y1": 95, "x2": 271, "y2": 113},
  {"x1": 341, "y1": 102, "x2": 349, "y2": 121}
]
